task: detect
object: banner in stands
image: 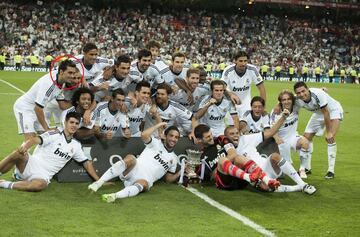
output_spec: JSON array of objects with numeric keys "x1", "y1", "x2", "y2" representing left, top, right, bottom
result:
[
  {"x1": 4, "y1": 65, "x2": 47, "y2": 72},
  {"x1": 55, "y1": 137, "x2": 279, "y2": 182}
]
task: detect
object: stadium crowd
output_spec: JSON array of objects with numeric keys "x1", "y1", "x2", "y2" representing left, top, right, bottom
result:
[{"x1": 0, "y1": 1, "x2": 359, "y2": 79}]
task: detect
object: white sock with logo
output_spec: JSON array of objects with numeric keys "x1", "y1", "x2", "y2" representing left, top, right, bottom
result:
[
  {"x1": 115, "y1": 183, "x2": 144, "y2": 199},
  {"x1": 98, "y1": 159, "x2": 127, "y2": 185},
  {"x1": 278, "y1": 158, "x2": 306, "y2": 186},
  {"x1": 328, "y1": 143, "x2": 337, "y2": 173}
]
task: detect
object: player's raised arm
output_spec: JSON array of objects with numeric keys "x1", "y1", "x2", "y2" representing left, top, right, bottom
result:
[
  {"x1": 17, "y1": 136, "x2": 42, "y2": 154},
  {"x1": 141, "y1": 121, "x2": 167, "y2": 143},
  {"x1": 264, "y1": 109, "x2": 289, "y2": 139}
]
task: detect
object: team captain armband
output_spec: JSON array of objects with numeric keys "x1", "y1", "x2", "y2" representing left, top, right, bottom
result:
[{"x1": 223, "y1": 143, "x2": 235, "y2": 152}]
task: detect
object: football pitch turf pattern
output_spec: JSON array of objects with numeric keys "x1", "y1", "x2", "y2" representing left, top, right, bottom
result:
[{"x1": 0, "y1": 71, "x2": 359, "y2": 237}]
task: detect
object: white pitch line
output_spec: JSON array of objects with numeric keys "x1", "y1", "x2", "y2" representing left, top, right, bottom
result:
[
  {"x1": 186, "y1": 187, "x2": 277, "y2": 237},
  {"x1": 0, "y1": 79, "x2": 26, "y2": 94},
  {"x1": 0, "y1": 92, "x2": 22, "y2": 96}
]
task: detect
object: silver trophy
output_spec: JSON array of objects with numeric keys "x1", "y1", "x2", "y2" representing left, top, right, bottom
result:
[{"x1": 178, "y1": 149, "x2": 202, "y2": 185}]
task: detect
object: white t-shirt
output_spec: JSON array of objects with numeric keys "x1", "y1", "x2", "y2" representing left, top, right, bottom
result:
[
  {"x1": 129, "y1": 62, "x2": 164, "y2": 88},
  {"x1": 160, "y1": 66, "x2": 189, "y2": 86},
  {"x1": 32, "y1": 130, "x2": 89, "y2": 180},
  {"x1": 94, "y1": 102, "x2": 129, "y2": 137},
  {"x1": 221, "y1": 64, "x2": 263, "y2": 112},
  {"x1": 270, "y1": 106, "x2": 300, "y2": 141},
  {"x1": 240, "y1": 110, "x2": 270, "y2": 134},
  {"x1": 74, "y1": 55, "x2": 113, "y2": 83},
  {"x1": 171, "y1": 84, "x2": 210, "y2": 112},
  {"x1": 197, "y1": 95, "x2": 237, "y2": 136},
  {"x1": 60, "y1": 106, "x2": 96, "y2": 130},
  {"x1": 14, "y1": 70, "x2": 63, "y2": 110},
  {"x1": 136, "y1": 137, "x2": 178, "y2": 185},
  {"x1": 125, "y1": 99, "x2": 151, "y2": 137},
  {"x1": 295, "y1": 88, "x2": 342, "y2": 115}
]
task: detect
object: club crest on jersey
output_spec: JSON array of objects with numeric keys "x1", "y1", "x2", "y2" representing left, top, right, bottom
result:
[
  {"x1": 246, "y1": 78, "x2": 250, "y2": 84},
  {"x1": 168, "y1": 113, "x2": 172, "y2": 118}
]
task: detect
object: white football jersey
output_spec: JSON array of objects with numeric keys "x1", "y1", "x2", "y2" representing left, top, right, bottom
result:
[
  {"x1": 14, "y1": 70, "x2": 63, "y2": 110},
  {"x1": 197, "y1": 95, "x2": 237, "y2": 136},
  {"x1": 136, "y1": 137, "x2": 178, "y2": 185},
  {"x1": 60, "y1": 106, "x2": 96, "y2": 130},
  {"x1": 234, "y1": 133, "x2": 264, "y2": 165},
  {"x1": 144, "y1": 100, "x2": 193, "y2": 133},
  {"x1": 295, "y1": 88, "x2": 342, "y2": 115},
  {"x1": 89, "y1": 73, "x2": 133, "y2": 102},
  {"x1": 129, "y1": 62, "x2": 164, "y2": 88},
  {"x1": 171, "y1": 84, "x2": 210, "y2": 112},
  {"x1": 95, "y1": 102, "x2": 129, "y2": 137},
  {"x1": 240, "y1": 110, "x2": 270, "y2": 134},
  {"x1": 154, "y1": 57, "x2": 168, "y2": 72},
  {"x1": 270, "y1": 106, "x2": 300, "y2": 141},
  {"x1": 221, "y1": 64, "x2": 263, "y2": 112},
  {"x1": 160, "y1": 66, "x2": 189, "y2": 86},
  {"x1": 74, "y1": 55, "x2": 113, "y2": 83},
  {"x1": 31, "y1": 130, "x2": 89, "y2": 180},
  {"x1": 125, "y1": 99, "x2": 151, "y2": 137}
]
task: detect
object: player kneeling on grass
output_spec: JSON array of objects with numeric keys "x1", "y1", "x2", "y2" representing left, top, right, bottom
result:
[
  {"x1": 88, "y1": 122, "x2": 183, "y2": 203},
  {"x1": 0, "y1": 112, "x2": 100, "y2": 192}
]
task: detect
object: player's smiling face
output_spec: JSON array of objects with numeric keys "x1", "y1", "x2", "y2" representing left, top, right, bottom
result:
[
  {"x1": 280, "y1": 93, "x2": 293, "y2": 110},
  {"x1": 65, "y1": 117, "x2": 80, "y2": 135},
  {"x1": 137, "y1": 87, "x2": 151, "y2": 104},
  {"x1": 187, "y1": 73, "x2": 200, "y2": 90},
  {"x1": 172, "y1": 56, "x2": 185, "y2": 73},
  {"x1": 235, "y1": 56, "x2": 248, "y2": 72},
  {"x1": 295, "y1": 86, "x2": 310, "y2": 102},
  {"x1": 112, "y1": 94, "x2": 125, "y2": 110},
  {"x1": 138, "y1": 56, "x2": 152, "y2": 71},
  {"x1": 201, "y1": 131, "x2": 214, "y2": 146},
  {"x1": 212, "y1": 85, "x2": 225, "y2": 101},
  {"x1": 84, "y1": 49, "x2": 98, "y2": 65},
  {"x1": 225, "y1": 127, "x2": 239, "y2": 146},
  {"x1": 115, "y1": 62, "x2": 130, "y2": 79},
  {"x1": 165, "y1": 130, "x2": 180, "y2": 148},
  {"x1": 61, "y1": 66, "x2": 78, "y2": 86},
  {"x1": 251, "y1": 101, "x2": 264, "y2": 117},
  {"x1": 78, "y1": 93, "x2": 92, "y2": 110}
]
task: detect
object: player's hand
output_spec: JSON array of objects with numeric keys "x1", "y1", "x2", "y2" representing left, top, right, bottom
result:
[
  {"x1": 106, "y1": 131, "x2": 113, "y2": 140},
  {"x1": 83, "y1": 110, "x2": 91, "y2": 125},
  {"x1": 149, "y1": 104, "x2": 158, "y2": 117},
  {"x1": 325, "y1": 131, "x2": 335, "y2": 144},
  {"x1": 120, "y1": 103, "x2": 128, "y2": 113},
  {"x1": 188, "y1": 132, "x2": 196, "y2": 143},
  {"x1": 102, "y1": 66, "x2": 114, "y2": 80},
  {"x1": 171, "y1": 85, "x2": 179, "y2": 95},
  {"x1": 281, "y1": 109, "x2": 290, "y2": 118},
  {"x1": 208, "y1": 98, "x2": 217, "y2": 106},
  {"x1": 274, "y1": 137, "x2": 284, "y2": 144},
  {"x1": 99, "y1": 82, "x2": 110, "y2": 91},
  {"x1": 17, "y1": 143, "x2": 28, "y2": 155},
  {"x1": 157, "y1": 121, "x2": 168, "y2": 129},
  {"x1": 229, "y1": 93, "x2": 241, "y2": 105},
  {"x1": 273, "y1": 104, "x2": 281, "y2": 115}
]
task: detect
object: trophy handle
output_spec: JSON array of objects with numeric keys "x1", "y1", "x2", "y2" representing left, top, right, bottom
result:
[{"x1": 178, "y1": 155, "x2": 188, "y2": 185}]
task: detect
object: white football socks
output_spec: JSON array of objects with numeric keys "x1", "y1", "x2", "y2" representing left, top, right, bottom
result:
[
  {"x1": 306, "y1": 141, "x2": 313, "y2": 170},
  {"x1": 0, "y1": 180, "x2": 14, "y2": 189},
  {"x1": 278, "y1": 158, "x2": 306, "y2": 186},
  {"x1": 275, "y1": 184, "x2": 302, "y2": 193},
  {"x1": 98, "y1": 159, "x2": 127, "y2": 186},
  {"x1": 278, "y1": 143, "x2": 292, "y2": 163},
  {"x1": 328, "y1": 143, "x2": 337, "y2": 173},
  {"x1": 115, "y1": 183, "x2": 144, "y2": 199},
  {"x1": 299, "y1": 148, "x2": 309, "y2": 170}
]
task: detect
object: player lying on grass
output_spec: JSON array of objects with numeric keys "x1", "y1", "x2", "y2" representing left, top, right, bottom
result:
[
  {"x1": 224, "y1": 126, "x2": 316, "y2": 194},
  {"x1": 0, "y1": 112, "x2": 100, "y2": 192},
  {"x1": 88, "y1": 122, "x2": 185, "y2": 203},
  {"x1": 194, "y1": 124, "x2": 278, "y2": 190}
]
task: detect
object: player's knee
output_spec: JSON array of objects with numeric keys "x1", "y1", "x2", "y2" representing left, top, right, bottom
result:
[
  {"x1": 124, "y1": 154, "x2": 136, "y2": 169},
  {"x1": 135, "y1": 179, "x2": 148, "y2": 191},
  {"x1": 270, "y1": 153, "x2": 281, "y2": 163},
  {"x1": 301, "y1": 138, "x2": 309, "y2": 150}
]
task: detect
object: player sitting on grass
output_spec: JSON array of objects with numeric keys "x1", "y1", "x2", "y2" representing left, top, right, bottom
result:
[
  {"x1": 88, "y1": 122, "x2": 184, "y2": 203},
  {"x1": 0, "y1": 112, "x2": 100, "y2": 192}
]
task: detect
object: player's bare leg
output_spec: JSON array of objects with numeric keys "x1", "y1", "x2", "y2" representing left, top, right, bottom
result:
[
  {"x1": 0, "y1": 178, "x2": 47, "y2": 192},
  {"x1": 0, "y1": 150, "x2": 28, "y2": 175}
]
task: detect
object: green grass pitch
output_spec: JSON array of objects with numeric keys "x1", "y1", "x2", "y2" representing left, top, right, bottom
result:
[{"x1": 0, "y1": 71, "x2": 359, "y2": 237}]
